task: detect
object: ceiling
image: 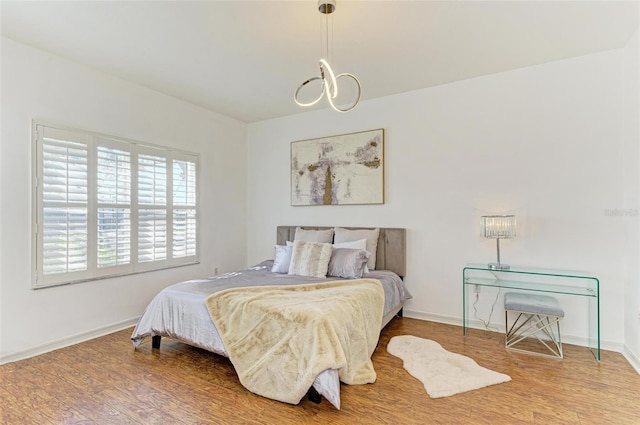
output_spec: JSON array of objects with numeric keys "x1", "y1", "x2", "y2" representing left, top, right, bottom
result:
[{"x1": 1, "y1": 1, "x2": 638, "y2": 123}]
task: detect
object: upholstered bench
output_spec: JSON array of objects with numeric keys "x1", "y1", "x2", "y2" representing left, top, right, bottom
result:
[{"x1": 504, "y1": 292, "x2": 564, "y2": 358}]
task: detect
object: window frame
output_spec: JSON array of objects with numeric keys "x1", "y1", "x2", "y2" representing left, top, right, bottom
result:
[{"x1": 32, "y1": 121, "x2": 200, "y2": 289}]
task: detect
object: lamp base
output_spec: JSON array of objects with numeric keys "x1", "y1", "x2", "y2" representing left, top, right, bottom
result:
[{"x1": 488, "y1": 263, "x2": 510, "y2": 270}]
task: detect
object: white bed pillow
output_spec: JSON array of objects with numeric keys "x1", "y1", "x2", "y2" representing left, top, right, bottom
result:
[
  {"x1": 294, "y1": 227, "x2": 334, "y2": 243},
  {"x1": 327, "y1": 248, "x2": 370, "y2": 279},
  {"x1": 288, "y1": 240, "x2": 332, "y2": 278},
  {"x1": 333, "y1": 238, "x2": 367, "y2": 251},
  {"x1": 271, "y1": 245, "x2": 293, "y2": 273},
  {"x1": 334, "y1": 228, "x2": 380, "y2": 270}
]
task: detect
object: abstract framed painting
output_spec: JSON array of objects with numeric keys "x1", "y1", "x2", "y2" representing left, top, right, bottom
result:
[{"x1": 291, "y1": 129, "x2": 384, "y2": 206}]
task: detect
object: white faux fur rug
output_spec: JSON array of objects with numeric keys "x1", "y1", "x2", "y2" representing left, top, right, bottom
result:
[{"x1": 387, "y1": 335, "x2": 511, "y2": 398}]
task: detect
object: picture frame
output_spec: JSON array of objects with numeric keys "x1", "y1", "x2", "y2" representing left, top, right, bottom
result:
[{"x1": 291, "y1": 129, "x2": 384, "y2": 206}]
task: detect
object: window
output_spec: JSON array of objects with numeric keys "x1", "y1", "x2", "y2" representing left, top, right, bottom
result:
[{"x1": 33, "y1": 123, "x2": 199, "y2": 288}]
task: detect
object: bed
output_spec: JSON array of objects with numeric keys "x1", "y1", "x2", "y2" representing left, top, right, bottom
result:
[{"x1": 131, "y1": 226, "x2": 410, "y2": 409}]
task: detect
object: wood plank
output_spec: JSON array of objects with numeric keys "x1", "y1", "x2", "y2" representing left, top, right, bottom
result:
[{"x1": 1, "y1": 318, "x2": 639, "y2": 424}]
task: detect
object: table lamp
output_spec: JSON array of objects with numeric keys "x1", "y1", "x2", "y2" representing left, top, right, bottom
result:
[{"x1": 482, "y1": 215, "x2": 516, "y2": 270}]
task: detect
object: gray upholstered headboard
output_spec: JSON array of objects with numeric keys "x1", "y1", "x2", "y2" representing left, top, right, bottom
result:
[{"x1": 276, "y1": 226, "x2": 406, "y2": 278}]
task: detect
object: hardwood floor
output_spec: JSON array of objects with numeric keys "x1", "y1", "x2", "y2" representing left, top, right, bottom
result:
[{"x1": 2, "y1": 318, "x2": 639, "y2": 424}]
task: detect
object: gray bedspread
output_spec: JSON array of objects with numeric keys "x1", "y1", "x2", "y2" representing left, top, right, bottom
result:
[{"x1": 130, "y1": 261, "x2": 411, "y2": 408}]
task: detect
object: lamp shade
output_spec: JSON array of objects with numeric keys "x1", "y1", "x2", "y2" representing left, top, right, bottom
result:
[{"x1": 482, "y1": 215, "x2": 516, "y2": 239}]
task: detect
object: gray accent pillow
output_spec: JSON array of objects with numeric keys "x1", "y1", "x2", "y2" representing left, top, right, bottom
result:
[
  {"x1": 334, "y1": 227, "x2": 379, "y2": 270},
  {"x1": 333, "y1": 238, "x2": 369, "y2": 272},
  {"x1": 271, "y1": 245, "x2": 293, "y2": 273},
  {"x1": 288, "y1": 240, "x2": 332, "y2": 278},
  {"x1": 327, "y1": 248, "x2": 370, "y2": 279},
  {"x1": 294, "y1": 227, "x2": 334, "y2": 243}
]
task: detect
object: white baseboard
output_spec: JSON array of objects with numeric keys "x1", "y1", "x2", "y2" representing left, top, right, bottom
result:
[
  {"x1": 622, "y1": 345, "x2": 640, "y2": 374},
  {"x1": 403, "y1": 309, "x2": 624, "y2": 353},
  {"x1": 0, "y1": 316, "x2": 140, "y2": 365},
  {"x1": 404, "y1": 309, "x2": 462, "y2": 327}
]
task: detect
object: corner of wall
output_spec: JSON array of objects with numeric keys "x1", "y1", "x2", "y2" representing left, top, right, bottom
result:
[
  {"x1": 623, "y1": 24, "x2": 640, "y2": 367},
  {"x1": 623, "y1": 344, "x2": 640, "y2": 375}
]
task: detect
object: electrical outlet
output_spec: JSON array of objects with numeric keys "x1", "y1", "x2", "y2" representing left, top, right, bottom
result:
[
  {"x1": 211, "y1": 265, "x2": 220, "y2": 276},
  {"x1": 474, "y1": 285, "x2": 481, "y2": 294}
]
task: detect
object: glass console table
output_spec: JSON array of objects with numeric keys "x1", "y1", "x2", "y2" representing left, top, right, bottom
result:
[{"x1": 462, "y1": 264, "x2": 600, "y2": 361}]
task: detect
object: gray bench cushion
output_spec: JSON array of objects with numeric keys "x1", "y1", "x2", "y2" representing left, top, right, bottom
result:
[{"x1": 504, "y1": 292, "x2": 564, "y2": 317}]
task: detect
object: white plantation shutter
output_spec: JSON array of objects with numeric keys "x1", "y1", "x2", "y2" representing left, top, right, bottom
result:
[
  {"x1": 34, "y1": 123, "x2": 199, "y2": 288},
  {"x1": 39, "y1": 129, "x2": 89, "y2": 283},
  {"x1": 172, "y1": 158, "x2": 197, "y2": 259},
  {"x1": 97, "y1": 145, "x2": 131, "y2": 204},
  {"x1": 43, "y1": 207, "x2": 88, "y2": 275},
  {"x1": 138, "y1": 209, "x2": 167, "y2": 262},
  {"x1": 173, "y1": 209, "x2": 197, "y2": 258},
  {"x1": 172, "y1": 159, "x2": 196, "y2": 206},
  {"x1": 138, "y1": 154, "x2": 167, "y2": 206},
  {"x1": 97, "y1": 208, "x2": 131, "y2": 268},
  {"x1": 138, "y1": 152, "x2": 167, "y2": 265},
  {"x1": 42, "y1": 138, "x2": 88, "y2": 204},
  {"x1": 97, "y1": 143, "x2": 132, "y2": 269}
]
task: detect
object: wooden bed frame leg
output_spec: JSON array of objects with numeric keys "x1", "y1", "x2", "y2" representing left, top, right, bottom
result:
[
  {"x1": 306, "y1": 386, "x2": 322, "y2": 404},
  {"x1": 397, "y1": 308, "x2": 403, "y2": 318},
  {"x1": 152, "y1": 335, "x2": 162, "y2": 349}
]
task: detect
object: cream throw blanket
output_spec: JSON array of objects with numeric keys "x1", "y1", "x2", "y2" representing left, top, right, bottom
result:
[{"x1": 205, "y1": 279, "x2": 384, "y2": 405}]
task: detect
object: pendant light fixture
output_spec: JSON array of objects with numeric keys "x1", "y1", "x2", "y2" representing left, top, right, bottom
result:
[{"x1": 294, "y1": 0, "x2": 362, "y2": 113}]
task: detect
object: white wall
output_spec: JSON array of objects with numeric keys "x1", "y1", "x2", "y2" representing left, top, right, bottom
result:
[
  {"x1": 623, "y1": 27, "x2": 640, "y2": 371},
  {"x1": 2, "y1": 33, "x2": 636, "y2": 366},
  {"x1": 247, "y1": 49, "x2": 631, "y2": 350},
  {"x1": 0, "y1": 37, "x2": 248, "y2": 361}
]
